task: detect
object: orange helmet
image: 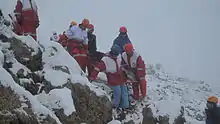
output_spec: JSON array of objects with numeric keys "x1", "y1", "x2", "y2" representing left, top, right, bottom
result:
[
  {"x1": 81, "y1": 19, "x2": 89, "y2": 28},
  {"x1": 124, "y1": 43, "x2": 134, "y2": 53},
  {"x1": 208, "y1": 96, "x2": 218, "y2": 104},
  {"x1": 70, "y1": 20, "x2": 77, "y2": 26}
]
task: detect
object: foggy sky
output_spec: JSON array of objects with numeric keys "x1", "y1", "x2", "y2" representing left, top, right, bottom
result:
[{"x1": 1, "y1": 0, "x2": 220, "y2": 86}]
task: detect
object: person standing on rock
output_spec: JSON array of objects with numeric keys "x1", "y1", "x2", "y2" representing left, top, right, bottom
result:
[
  {"x1": 87, "y1": 24, "x2": 104, "y2": 77},
  {"x1": 205, "y1": 96, "x2": 220, "y2": 124},
  {"x1": 52, "y1": 20, "x2": 78, "y2": 48},
  {"x1": 50, "y1": 19, "x2": 89, "y2": 72},
  {"x1": 89, "y1": 44, "x2": 129, "y2": 110},
  {"x1": 112, "y1": 26, "x2": 132, "y2": 54},
  {"x1": 121, "y1": 43, "x2": 147, "y2": 102},
  {"x1": 14, "y1": 0, "x2": 39, "y2": 41}
]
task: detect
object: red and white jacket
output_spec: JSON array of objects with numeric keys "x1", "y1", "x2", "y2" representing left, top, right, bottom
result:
[
  {"x1": 58, "y1": 25, "x2": 88, "y2": 51},
  {"x1": 15, "y1": 0, "x2": 39, "y2": 26},
  {"x1": 121, "y1": 51, "x2": 146, "y2": 81},
  {"x1": 90, "y1": 53, "x2": 125, "y2": 86}
]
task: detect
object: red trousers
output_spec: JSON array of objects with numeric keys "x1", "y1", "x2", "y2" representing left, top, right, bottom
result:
[
  {"x1": 22, "y1": 23, "x2": 37, "y2": 40},
  {"x1": 67, "y1": 41, "x2": 88, "y2": 72},
  {"x1": 132, "y1": 79, "x2": 147, "y2": 100}
]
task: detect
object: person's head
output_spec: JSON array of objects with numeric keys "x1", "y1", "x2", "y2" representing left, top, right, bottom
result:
[
  {"x1": 207, "y1": 96, "x2": 218, "y2": 109},
  {"x1": 79, "y1": 19, "x2": 89, "y2": 30},
  {"x1": 87, "y1": 24, "x2": 94, "y2": 33},
  {"x1": 69, "y1": 20, "x2": 77, "y2": 28},
  {"x1": 110, "y1": 44, "x2": 121, "y2": 57},
  {"x1": 119, "y1": 26, "x2": 127, "y2": 35},
  {"x1": 124, "y1": 43, "x2": 134, "y2": 57}
]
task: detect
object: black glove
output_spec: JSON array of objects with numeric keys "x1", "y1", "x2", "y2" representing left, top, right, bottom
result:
[
  {"x1": 36, "y1": 23, "x2": 39, "y2": 28},
  {"x1": 0, "y1": 9, "x2": 3, "y2": 17}
]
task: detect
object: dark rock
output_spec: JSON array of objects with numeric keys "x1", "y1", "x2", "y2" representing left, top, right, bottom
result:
[
  {"x1": 52, "y1": 65, "x2": 70, "y2": 74},
  {"x1": 0, "y1": 85, "x2": 58, "y2": 124},
  {"x1": 21, "y1": 80, "x2": 39, "y2": 95},
  {"x1": 157, "y1": 115, "x2": 169, "y2": 124},
  {"x1": 173, "y1": 106, "x2": 186, "y2": 124},
  {"x1": 9, "y1": 37, "x2": 42, "y2": 71},
  {"x1": 0, "y1": 34, "x2": 9, "y2": 43},
  {"x1": 29, "y1": 72, "x2": 43, "y2": 83},
  {"x1": 52, "y1": 82, "x2": 113, "y2": 124},
  {"x1": 142, "y1": 106, "x2": 156, "y2": 124},
  {"x1": 0, "y1": 86, "x2": 38, "y2": 124},
  {"x1": 17, "y1": 69, "x2": 26, "y2": 78}
]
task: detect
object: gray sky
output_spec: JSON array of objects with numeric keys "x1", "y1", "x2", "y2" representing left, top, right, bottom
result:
[{"x1": 1, "y1": 0, "x2": 220, "y2": 86}]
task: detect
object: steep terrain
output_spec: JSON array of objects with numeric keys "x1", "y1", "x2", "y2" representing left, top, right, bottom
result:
[
  {"x1": 1, "y1": 11, "x2": 219, "y2": 124},
  {"x1": 0, "y1": 14, "x2": 112, "y2": 124}
]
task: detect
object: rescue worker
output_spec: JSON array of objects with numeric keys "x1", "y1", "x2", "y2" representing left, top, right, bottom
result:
[
  {"x1": 58, "y1": 20, "x2": 78, "y2": 48},
  {"x1": 112, "y1": 26, "x2": 132, "y2": 54},
  {"x1": 50, "y1": 19, "x2": 89, "y2": 72},
  {"x1": 89, "y1": 44, "x2": 129, "y2": 109},
  {"x1": 205, "y1": 96, "x2": 220, "y2": 124},
  {"x1": 87, "y1": 24, "x2": 104, "y2": 77},
  {"x1": 14, "y1": 0, "x2": 39, "y2": 40},
  {"x1": 69, "y1": 20, "x2": 77, "y2": 29},
  {"x1": 121, "y1": 43, "x2": 147, "y2": 101}
]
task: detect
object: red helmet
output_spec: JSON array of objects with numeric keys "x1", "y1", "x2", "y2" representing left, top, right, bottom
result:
[
  {"x1": 124, "y1": 43, "x2": 133, "y2": 53},
  {"x1": 119, "y1": 26, "x2": 127, "y2": 33},
  {"x1": 88, "y1": 24, "x2": 94, "y2": 29}
]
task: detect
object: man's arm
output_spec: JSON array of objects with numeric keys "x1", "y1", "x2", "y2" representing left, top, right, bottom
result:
[
  {"x1": 136, "y1": 56, "x2": 146, "y2": 81},
  {"x1": 89, "y1": 60, "x2": 106, "y2": 81}
]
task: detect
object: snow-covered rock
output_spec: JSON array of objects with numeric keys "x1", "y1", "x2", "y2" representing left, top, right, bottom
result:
[
  {"x1": 37, "y1": 87, "x2": 75, "y2": 116},
  {"x1": 0, "y1": 67, "x2": 62, "y2": 124},
  {"x1": 0, "y1": 15, "x2": 112, "y2": 124}
]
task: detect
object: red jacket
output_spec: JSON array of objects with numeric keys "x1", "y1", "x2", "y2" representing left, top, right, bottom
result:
[
  {"x1": 90, "y1": 53, "x2": 125, "y2": 86},
  {"x1": 121, "y1": 51, "x2": 146, "y2": 81},
  {"x1": 15, "y1": 0, "x2": 39, "y2": 27}
]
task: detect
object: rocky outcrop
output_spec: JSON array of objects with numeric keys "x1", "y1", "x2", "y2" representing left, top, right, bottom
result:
[
  {"x1": 9, "y1": 37, "x2": 43, "y2": 72},
  {"x1": 0, "y1": 86, "x2": 56, "y2": 124},
  {"x1": 64, "y1": 83, "x2": 112, "y2": 124},
  {"x1": 142, "y1": 106, "x2": 185, "y2": 124},
  {"x1": 0, "y1": 15, "x2": 113, "y2": 124}
]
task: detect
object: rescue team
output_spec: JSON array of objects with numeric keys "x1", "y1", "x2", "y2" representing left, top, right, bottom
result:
[{"x1": 9, "y1": 0, "x2": 220, "y2": 121}]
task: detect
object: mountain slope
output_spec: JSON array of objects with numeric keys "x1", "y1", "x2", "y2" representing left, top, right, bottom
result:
[
  {"x1": 94, "y1": 64, "x2": 218, "y2": 124},
  {"x1": 0, "y1": 15, "x2": 113, "y2": 124}
]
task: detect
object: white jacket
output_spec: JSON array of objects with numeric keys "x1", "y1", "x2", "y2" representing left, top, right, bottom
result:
[
  {"x1": 20, "y1": 0, "x2": 38, "y2": 11},
  {"x1": 65, "y1": 25, "x2": 88, "y2": 45}
]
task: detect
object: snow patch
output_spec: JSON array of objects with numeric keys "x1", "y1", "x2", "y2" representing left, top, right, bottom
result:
[
  {"x1": 107, "y1": 120, "x2": 121, "y2": 124},
  {"x1": 0, "y1": 67, "x2": 62, "y2": 124},
  {"x1": 42, "y1": 41, "x2": 108, "y2": 97},
  {"x1": 37, "y1": 87, "x2": 75, "y2": 116},
  {"x1": 9, "y1": 59, "x2": 31, "y2": 76},
  {"x1": 43, "y1": 68, "x2": 70, "y2": 87}
]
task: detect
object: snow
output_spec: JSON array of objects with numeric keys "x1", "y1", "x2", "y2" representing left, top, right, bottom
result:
[
  {"x1": 10, "y1": 59, "x2": 31, "y2": 76},
  {"x1": 42, "y1": 41, "x2": 108, "y2": 97},
  {"x1": 37, "y1": 87, "x2": 75, "y2": 116},
  {"x1": 107, "y1": 120, "x2": 121, "y2": 124},
  {"x1": 146, "y1": 71, "x2": 211, "y2": 123},
  {"x1": 0, "y1": 67, "x2": 62, "y2": 124},
  {"x1": 43, "y1": 68, "x2": 70, "y2": 87}
]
